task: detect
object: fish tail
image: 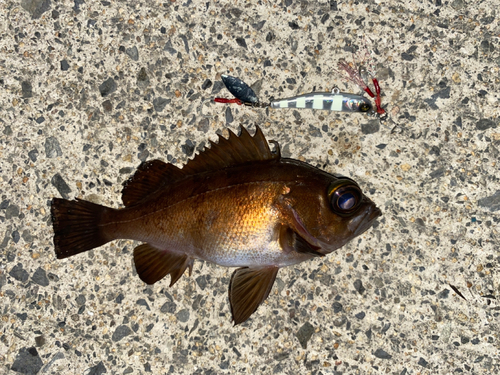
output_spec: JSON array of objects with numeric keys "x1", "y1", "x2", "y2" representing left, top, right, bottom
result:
[{"x1": 51, "y1": 198, "x2": 112, "y2": 259}]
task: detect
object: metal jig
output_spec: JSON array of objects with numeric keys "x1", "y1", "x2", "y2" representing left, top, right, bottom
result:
[{"x1": 214, "y1": 74, "x2": 375, "y2": 114}]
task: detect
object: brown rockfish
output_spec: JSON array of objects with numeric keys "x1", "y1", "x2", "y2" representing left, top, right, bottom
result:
[{"x1": 51, "y1": 126, "x2": 381, "y2": 324}]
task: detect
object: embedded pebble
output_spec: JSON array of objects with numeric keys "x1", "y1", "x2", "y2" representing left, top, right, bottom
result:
[
  {"x1": 5, "y1": 204, "x2": 20, "y2": 219},
  {"x1": 476, "y1": 119, "x2": 496, "y2": 130},
  {"x1": 11, "y1": 347, "x2": 44, "y2": 374},
  {"x1": 153, "y1": 97, "x2": 171, "y2": 112},
  {"x1": 361, "y1": 120, "x2": 380, "y2": 134},
  {"x1": 176, "y1": 309, "x2": 190, "y2": 323},
  {"x1": 99, "y1": 78, "x2": 117, "y2": 97},
  {"x1": 21, "y1": 0, "x2": 51, "y2": 19},
  {"x1": 160, "y1": 301, "x2": 177, "y2": 314},
  {"x1": 478, "y1": 190, "x2": 500, "y2": 211},
  {"x1": 332, "y1": 301, "x2": 343, "y2": 313},
  {"x1": 353, "y1": 279, "x2": 365, "y2": 294},
  {"x1": 60, "y1": 59, "x2": 69, "y2": 71},
  {"x1": 73, "y1": 0, "x2": 85, "y2": 13},
  {"x1": 31, "y1": 267, "x2": 49, "y2": 286},
  {"x1": 9, "y1": 263, "x2": 30, "y2": 282},
  {"x1": 45, "y1": 136, "x2": 62, "y2": 158},
  {"x1": 126, "y1": 46, "x2": 139, "y2": 61},
  {"x1": 51, "y1": 173, "x2": 71, "y2": 198},
  {"x1": 225, "y1": 107, "x2": 233, "y2": 124},
  {"x1": 112, "y1": 325, "x2": 132, "y2": 342},
  {"x1": 374, "y1": 348, "x2": 392, "y2": 359},
  {"x1": 21, "y1": 80, "x2": 33, "y2": 98},
  {"x1": 295, "y1": 322, "x2": 314, "y2": 349},
  {"x1": 87, "y1": 361, "x2": 107, "y2": 375}
]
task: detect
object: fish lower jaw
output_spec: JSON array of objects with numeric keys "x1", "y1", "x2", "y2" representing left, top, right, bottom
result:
[{"x1": 347, "y1": 205, "x2": 381, "y2": 237}]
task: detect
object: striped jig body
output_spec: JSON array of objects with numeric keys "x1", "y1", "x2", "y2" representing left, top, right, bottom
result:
[{"x1": 269, "y1": 91, "x2": 372, "y2": 113}]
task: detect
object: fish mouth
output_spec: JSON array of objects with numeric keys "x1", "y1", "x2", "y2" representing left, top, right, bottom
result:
[{"x1": 348, "y1": 203, "x2": 382, "y2": 237}]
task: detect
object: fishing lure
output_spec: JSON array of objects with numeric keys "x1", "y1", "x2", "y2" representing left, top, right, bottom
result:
[{"x1": 215, "y1": 74, "x2": 374, "y2": 114}]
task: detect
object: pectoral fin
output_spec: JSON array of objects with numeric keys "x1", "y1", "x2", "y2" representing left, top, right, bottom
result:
[
  {"x1": 133, "y1": 244, "x2": 193, "y2": 286},
  {"x1": 276, "y1": 199, "x2": 323, "y2": 256},
  {"x1": 279, "y1": 225, "x2": 324, "y2": 257},
  {"x1": 229, "y1": 266, "x2": 279, "y2": 325}
]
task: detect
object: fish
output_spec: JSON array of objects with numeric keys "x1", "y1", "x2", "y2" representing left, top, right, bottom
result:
[{"x1": 51, "y1": 126, "x2": 381, "y2": 325}]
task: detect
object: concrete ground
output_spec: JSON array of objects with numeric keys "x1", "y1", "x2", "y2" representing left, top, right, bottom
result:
[{"x1": 1, "y1": 0, "x2": 499, "y2": 374}]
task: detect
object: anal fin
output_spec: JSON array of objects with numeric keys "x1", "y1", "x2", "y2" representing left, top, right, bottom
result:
[
  {"x1": 229, "y1": 266, "x2": 279, "y2": 325},
  {"x1": 133, "y1": 244, "x2": 193, "y2": 286}
]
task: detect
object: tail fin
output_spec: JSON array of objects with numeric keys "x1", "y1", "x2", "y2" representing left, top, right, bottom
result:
[{"x1": 51, "y1": 198, "x2": 112, "y2": 259}]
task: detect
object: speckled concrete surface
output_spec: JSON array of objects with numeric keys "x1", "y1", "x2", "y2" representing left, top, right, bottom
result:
[{"x1": 1, "y1": 0, "x2": 499, "y2": 374}]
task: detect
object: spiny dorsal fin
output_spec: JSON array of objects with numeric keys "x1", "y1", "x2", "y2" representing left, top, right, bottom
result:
[
  {"x1": 121, "y1": 126, "x2": 278, "y2": 207},
  {"x1": 122, "y1": 160, "x2": 186, "y2": 207},
  {"x1": 181, "y1": 125, "x2": 279, "y2": 175}
]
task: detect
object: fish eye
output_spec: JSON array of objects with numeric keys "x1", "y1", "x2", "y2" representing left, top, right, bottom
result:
[
  {"x1": 328, "y1": 179, "x2": 362, "y2": 215},
  {"x1": 359, "y1": 102, "x2": 371, "y2": 112}
]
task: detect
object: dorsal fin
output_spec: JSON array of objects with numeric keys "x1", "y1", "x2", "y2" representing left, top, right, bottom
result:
[
  {"x1": 121, "y1": 126, "x2": 278, "y2": 207},
  {"x1": 122, "y1": 160, "x2": 186, "y2": 207},
  {"x1": 181, "y1": 125, "x2": 279, "y2": 175}
]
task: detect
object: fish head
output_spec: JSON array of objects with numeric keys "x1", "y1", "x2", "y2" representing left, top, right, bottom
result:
[{"x1": 280, "y1": 171, "x2": 381, "y2": 256}]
